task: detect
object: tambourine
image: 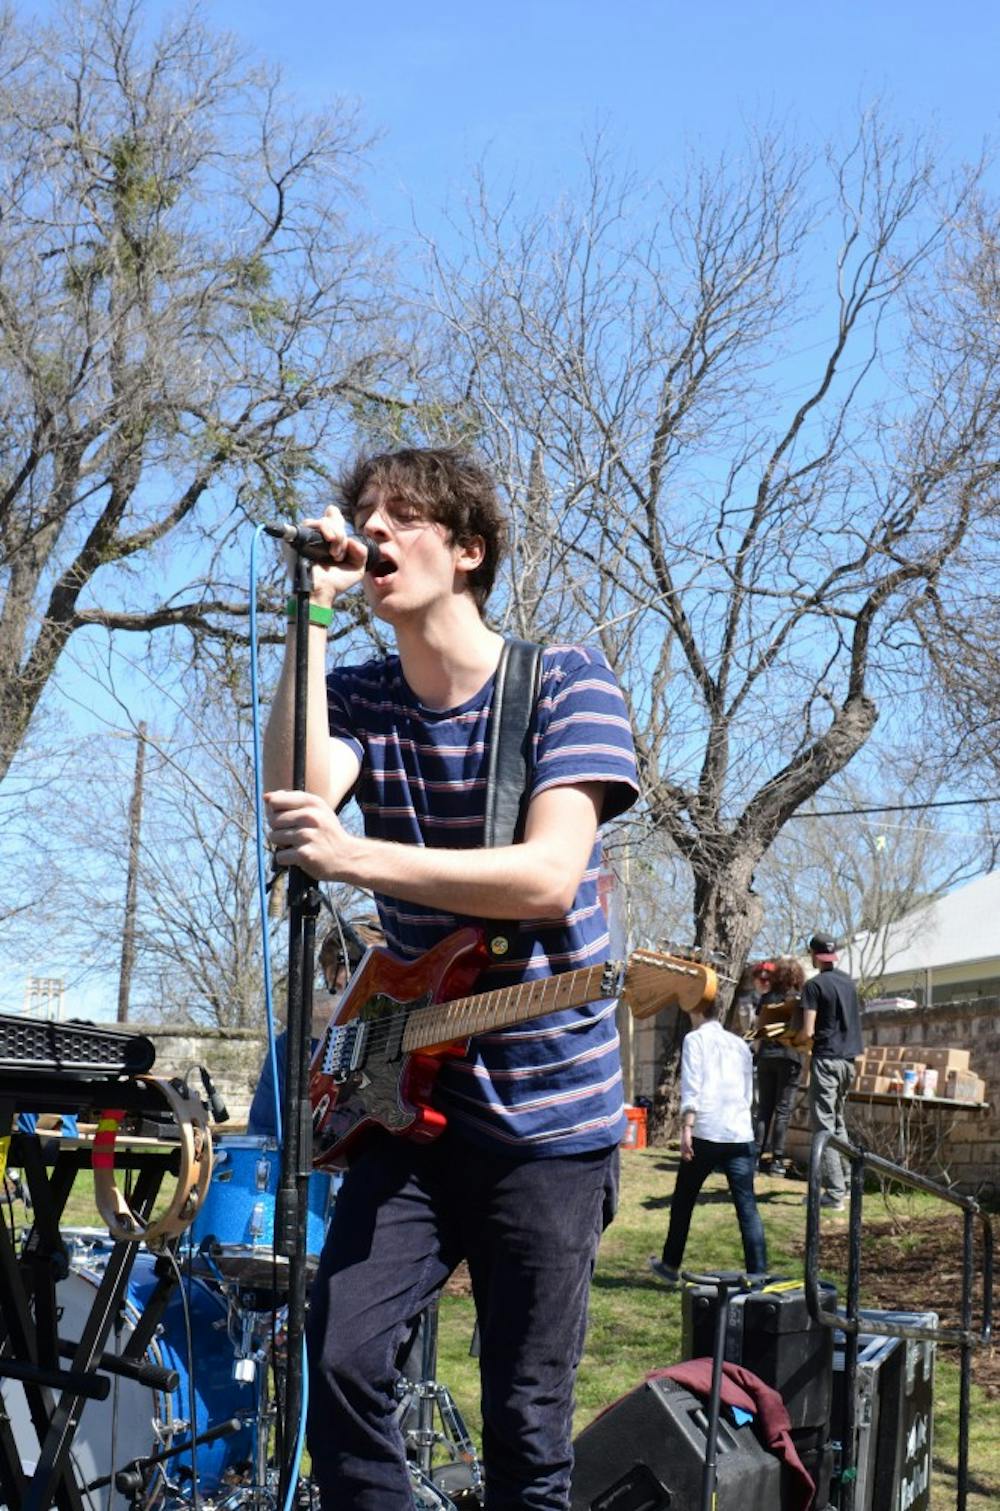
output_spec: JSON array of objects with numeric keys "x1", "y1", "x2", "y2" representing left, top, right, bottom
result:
[{"x1": 93, "y1": 1076, "x2": 212, "y2": 1243}]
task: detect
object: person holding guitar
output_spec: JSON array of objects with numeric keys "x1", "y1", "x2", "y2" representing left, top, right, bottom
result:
[
  {"x1": 752, "y1": 956, "x2": 805, "y2": 1176},
  {"x1": 263, "y1": 447, "x2": 638, "y2": 1510}
]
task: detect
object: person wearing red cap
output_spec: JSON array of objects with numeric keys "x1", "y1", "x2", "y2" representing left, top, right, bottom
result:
[
  {"x1": 794, "y1": 933, "x2": 863, "y2": 1211},
  {"x1": 752, "y1": 957, "x2": 805, "y2": 1176}
]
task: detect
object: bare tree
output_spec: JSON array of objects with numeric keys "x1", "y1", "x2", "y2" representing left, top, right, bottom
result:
[
  {"x1": 5, "y1": 631, "x2": 381, "y2": 1027},
  {"x1": 34, "y1": 652, "x2": 269, "y2": 1025},
  {"x1": 0, "y1": 0, "x2": 403, "y2": 783},
  {"x1": 418, "y1": 118, "x2": 1000, "y2": 1007},
  {"x1": 754, "y1": 759, "x2": 999, "y2": 988},
  {"x1": 912, "y1": 205, "x2": 1000, "y2": 787}
]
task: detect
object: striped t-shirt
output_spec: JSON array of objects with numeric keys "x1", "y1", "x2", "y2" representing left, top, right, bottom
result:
[{"x1": 325, "y1": 642, "x2": 639, "y2": 1156}]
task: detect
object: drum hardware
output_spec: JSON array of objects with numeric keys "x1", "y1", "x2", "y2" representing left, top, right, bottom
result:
[
  {"x1": 0, "y1": 1082, "x2": 220, "y2": 1511},
  {"x1": 83, "y1": 1416, "x2": 244, "y2": 1505},
  {"x1": 396, "y1": 1299, "x2": 484, "y2": 1508}
]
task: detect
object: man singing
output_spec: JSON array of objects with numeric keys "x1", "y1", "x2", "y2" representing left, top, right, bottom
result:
[{"x1": 263, "y1": 446, "x2": 637, "y2": 1509}]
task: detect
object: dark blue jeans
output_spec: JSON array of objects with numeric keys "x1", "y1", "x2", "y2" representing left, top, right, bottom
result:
[
  {"x1": 306, "y1": 1129, "x2": 619, "y2": 1510},
  {"x1": 661, "y1": 1137, "x2": 767, "y2": 1275}
]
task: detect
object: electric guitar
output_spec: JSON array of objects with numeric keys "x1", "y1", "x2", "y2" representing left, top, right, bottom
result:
[{"x1": 309, "y1": 928, "x2": 717, "y2": 1171}]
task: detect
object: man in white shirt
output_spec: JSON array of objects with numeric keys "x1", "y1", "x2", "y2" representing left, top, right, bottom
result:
[{"x1": 649, "y1": 998, "x2": 767, "y2": 1286}]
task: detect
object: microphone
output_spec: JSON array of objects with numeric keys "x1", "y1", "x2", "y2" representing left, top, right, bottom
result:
[
  {"x1": 198, "y1": 1065, "x2": 229, "y2": 1124},
  {"x1": 263, "y1": 520, "x2": 393, "y2": 577}
]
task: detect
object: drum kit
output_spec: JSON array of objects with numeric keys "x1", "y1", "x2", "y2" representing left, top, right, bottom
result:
[{"x1": 1, "y1": 1134, "x2": 483, "y2": 1511}]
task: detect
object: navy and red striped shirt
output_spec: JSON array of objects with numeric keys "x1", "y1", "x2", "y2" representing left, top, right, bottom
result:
[{"x1": 326, "y1": 642, "x2": 639, "y2": 1156}]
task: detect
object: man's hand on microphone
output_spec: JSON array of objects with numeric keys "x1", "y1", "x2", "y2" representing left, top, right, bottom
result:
[{"x1": 282, "y1": 506, "x2": 369, "y2": 603}]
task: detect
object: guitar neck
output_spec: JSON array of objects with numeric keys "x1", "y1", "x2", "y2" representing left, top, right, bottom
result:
[{"x1": 402, "y1": 962, "x2": 619, "y2": 1054}]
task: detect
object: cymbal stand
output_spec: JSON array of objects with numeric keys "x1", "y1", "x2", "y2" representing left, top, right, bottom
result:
[{"x1": 230, "y1": 1295, "x2": 279, "y2": 1511}]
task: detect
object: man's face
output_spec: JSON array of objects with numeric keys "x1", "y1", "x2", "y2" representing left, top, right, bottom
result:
[{"x1": 354, "y1": 484, "x2": 482, "y2": 621}]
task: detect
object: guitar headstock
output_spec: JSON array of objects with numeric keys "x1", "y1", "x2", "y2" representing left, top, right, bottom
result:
[{"x1": 621, "y1": 950, "x2": 718, "y2": 1019}]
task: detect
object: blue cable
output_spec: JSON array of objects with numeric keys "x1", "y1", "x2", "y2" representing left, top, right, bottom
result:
[
  {"x1": 249, "y1": 525, "x2": 282, "y2": 1144},
  {"x1": 249, "y1": 526, "x2": 310, "y2": 1509}
]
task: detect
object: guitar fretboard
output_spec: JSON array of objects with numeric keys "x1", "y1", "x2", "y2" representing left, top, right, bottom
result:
[{"x1": 401, "y1": 962, "x2": 618, "y2": 1053}]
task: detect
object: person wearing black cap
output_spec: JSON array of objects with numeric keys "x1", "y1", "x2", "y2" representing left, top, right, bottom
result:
[{"x1": 794, "y1": 933, "x2": 863, "y2": 1211}]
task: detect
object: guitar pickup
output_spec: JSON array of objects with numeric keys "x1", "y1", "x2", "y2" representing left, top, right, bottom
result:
[{"x1": 322, "y1": 1020, "x2": 368, "y2": 1077}]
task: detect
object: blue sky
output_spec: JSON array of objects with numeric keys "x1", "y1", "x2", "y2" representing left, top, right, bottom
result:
[
  {"x1": 203, "y1": 0, "x2": 997, "y2": 229},
  {"x1": 7, "y1": 0, "x2": 999, "y2": 1019}
]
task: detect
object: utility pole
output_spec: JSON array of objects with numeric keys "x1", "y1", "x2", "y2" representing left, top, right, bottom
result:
[{"x1": 116, "y1": 722, "x2": 147, "y2": 1023}]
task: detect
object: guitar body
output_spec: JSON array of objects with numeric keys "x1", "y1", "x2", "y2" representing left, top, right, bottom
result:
[{"x1": 310, "y1": 927, "x2": 490, "y2": 1171}]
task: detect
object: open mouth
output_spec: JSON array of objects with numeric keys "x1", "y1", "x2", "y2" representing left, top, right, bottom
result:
[{"x1": 360, "y1": 536, "x2": 397, "y2": 577}]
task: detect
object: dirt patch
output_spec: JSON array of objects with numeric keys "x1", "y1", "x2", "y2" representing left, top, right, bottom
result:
[
  {"x1": 793, "y1": 1212, "x2": 998, "y2": 1398},
  {"x1": 443, "y1": 1260, "x2": 474, "y2": 1297}
]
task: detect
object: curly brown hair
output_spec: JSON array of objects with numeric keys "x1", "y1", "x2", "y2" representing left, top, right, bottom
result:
[
  {"x1": 770, "y1": 956, "x2": 805, "y2": 996},
  {"x1": 337, "y1": 447, "x2": 508, "y2": 609}
]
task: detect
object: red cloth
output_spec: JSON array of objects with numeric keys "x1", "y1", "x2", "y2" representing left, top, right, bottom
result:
[{"x1": 651, "y1": 1360, "x2": 816, "y2": 1511}]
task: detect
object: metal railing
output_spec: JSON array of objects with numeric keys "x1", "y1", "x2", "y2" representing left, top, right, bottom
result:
[{"x1": 803, "y1": 1130, "x2": 993, "y2": 1511}]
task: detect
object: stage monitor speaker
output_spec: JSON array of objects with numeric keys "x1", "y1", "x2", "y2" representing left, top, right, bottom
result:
[{"x1": 570, "y1": 1375, "x2": 782, "y2": 1511}]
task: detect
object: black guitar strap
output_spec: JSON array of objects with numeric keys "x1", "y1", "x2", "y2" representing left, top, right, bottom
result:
[
  {"x1": 483, "y1": 638, "x2": 543, "y2": 848},
  {"x1": 482, "y1": 637, "x2": 543, "y2": 959}
]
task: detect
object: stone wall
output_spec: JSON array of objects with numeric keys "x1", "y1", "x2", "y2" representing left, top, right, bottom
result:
[
  {"x1": 784, "y1": 995, "x2": 998, "y2": 1194},
  {"x1": 133, "y1": 1023, "x2": 268, "y2": 1126}
]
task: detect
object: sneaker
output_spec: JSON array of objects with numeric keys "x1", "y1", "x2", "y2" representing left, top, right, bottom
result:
[
  {"x1": 770, "y1": 1159, "x2": 787, "y2": 1176},
  {"x1": 648, "y1": 1257, "x2": 681, "y2": 1287},
  {"x1": 800, "y1": 1193, "x2": 847, "y2": 1211}
]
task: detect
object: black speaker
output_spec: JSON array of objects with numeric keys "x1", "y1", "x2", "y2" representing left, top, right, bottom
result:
[
  {"x1": 570, "y1": 1375, "x2": 782, "y2": 1511},
  {"x1": 681, "y1": 1278, "x2": 837, "y2": 1431}
]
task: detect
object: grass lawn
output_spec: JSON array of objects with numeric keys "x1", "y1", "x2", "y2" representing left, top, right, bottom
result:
[{"x1": 435, "y1": 1146, "x2": 1000, "y2": 1510}]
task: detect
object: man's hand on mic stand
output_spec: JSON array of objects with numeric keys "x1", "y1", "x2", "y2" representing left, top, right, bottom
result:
[{"x1": 265, "y1": 788, "x2": 362, "y2": 885}]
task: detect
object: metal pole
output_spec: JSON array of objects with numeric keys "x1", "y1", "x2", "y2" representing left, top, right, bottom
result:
[
  {"x1": 277, "y1": 556, "x2": 320, "y2": 1509},
  {"x1": 116, "y1": 722, "x2": 147, "y2": 1023},
  {"x1": 701, "y1": 1277, "x2": 731, "y2": 1511}
]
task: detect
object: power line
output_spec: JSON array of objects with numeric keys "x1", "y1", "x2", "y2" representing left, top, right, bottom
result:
[{"x1": 794, "y1": 795, "x2": 1000, "y2": 818}]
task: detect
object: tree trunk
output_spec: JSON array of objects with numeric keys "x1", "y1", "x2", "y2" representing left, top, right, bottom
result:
[{"x1": 647, "y1": 851, "x2": 764, "y2": 1142}]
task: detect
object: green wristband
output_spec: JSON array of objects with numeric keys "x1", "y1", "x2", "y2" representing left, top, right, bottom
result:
[{"x1": 286, "y1": 596, "x2": 333, "y2": 627}]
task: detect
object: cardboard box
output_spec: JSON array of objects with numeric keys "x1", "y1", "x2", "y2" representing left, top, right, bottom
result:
[
  {"x1": 916, "y1": 1047, "x2": 970, "y2": 1073},
  {"x1": 862, "y1": 1045, "x2": 970, "y2": 1072},
  {"x1": 854, "y1": 1074, "x2": 902, "y2": 1095},
  {"x1": 944, "y1": 1070, "x2": 986, "y2": 1104}
]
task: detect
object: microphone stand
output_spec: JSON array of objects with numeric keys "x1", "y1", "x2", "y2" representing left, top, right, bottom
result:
[{"x1": 276, "y1": 546, "x2": 322, "y2": 1508}]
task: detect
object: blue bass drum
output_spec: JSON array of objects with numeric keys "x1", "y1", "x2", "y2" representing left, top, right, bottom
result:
[
  {"x1": 0, "y1": 1253, "x2": 254, "y2": 1509},
  {"x1": 189, "y1": 1134, "x2": 336, "y2": 1289}
]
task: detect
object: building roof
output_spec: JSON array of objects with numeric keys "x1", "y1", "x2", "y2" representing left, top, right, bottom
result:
[{"x1": 843, "y1": 869, "x2": 1000, "y2": 977}]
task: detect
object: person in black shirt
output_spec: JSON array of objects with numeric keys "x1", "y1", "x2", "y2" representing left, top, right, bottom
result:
[{"x1": 794, "y1": 932, "x2": 863, "y2": 1211}]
